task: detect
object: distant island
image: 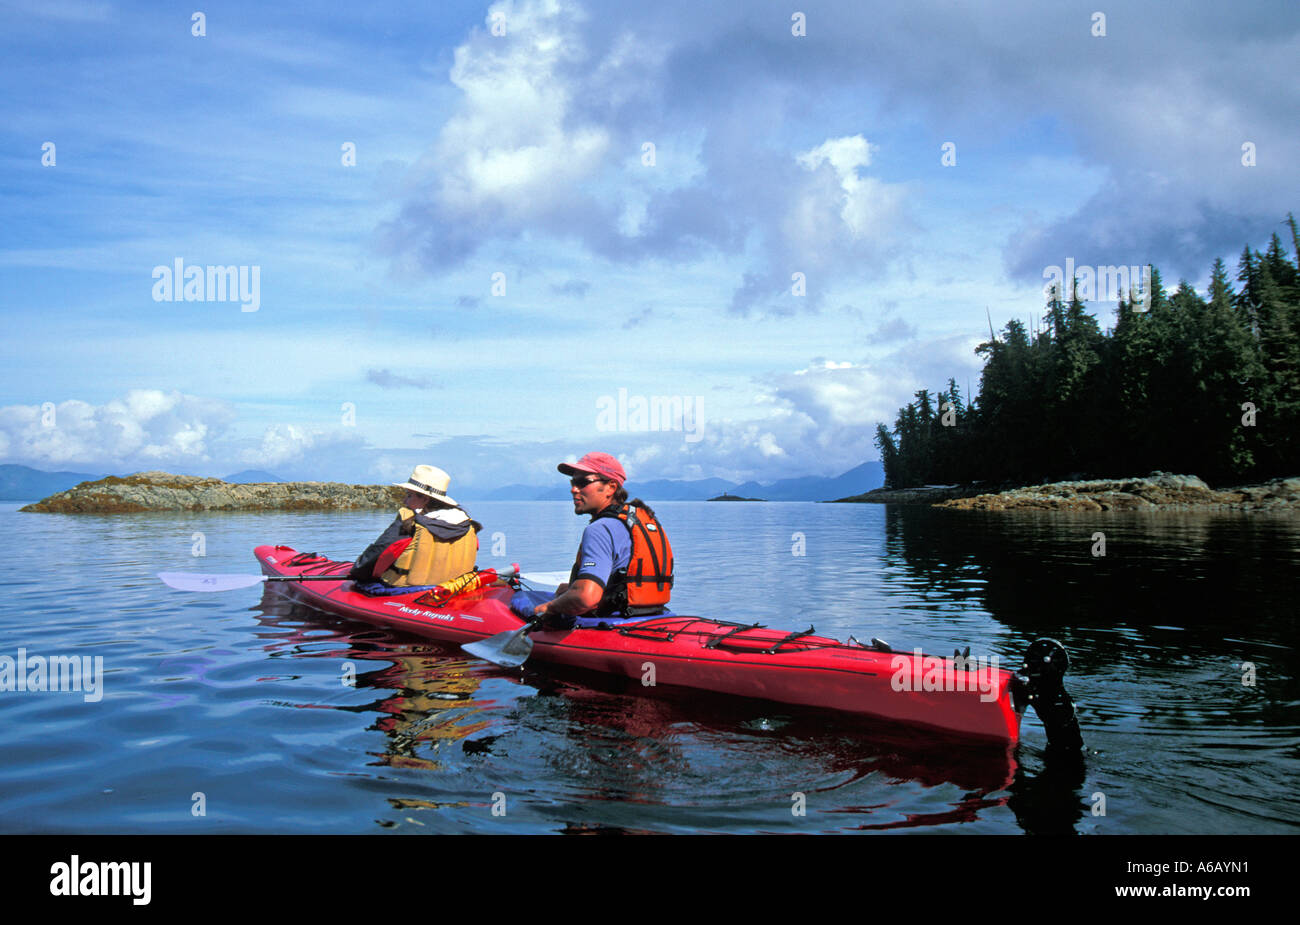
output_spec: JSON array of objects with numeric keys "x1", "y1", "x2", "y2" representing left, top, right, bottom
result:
[
  {"x1": 20, "y1": 471, "x2": 402, "y2": 513},
  {"x1": 707, "y1": 492, "x2": 765, "y2": 502},
  {"x1": 834, "y1": 473, "x2": 1300, "y2": 513}
]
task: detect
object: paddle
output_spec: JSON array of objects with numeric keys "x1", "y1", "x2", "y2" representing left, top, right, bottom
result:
[
  {"x1": 159, "y1": 565, "x2": 533, "y2": 593},
  {"x1": 158, "y1": 572, "x2": 351, "y2": 592},
  {"x1": 513, "y1": 570, "x2": 567, "y2": 589},
  {"x1": 461, "y1": 619, "x2": 543, "y2": 669},
  {"x1": 460, "y1": 576, "x2": 570, "y2": 667}
]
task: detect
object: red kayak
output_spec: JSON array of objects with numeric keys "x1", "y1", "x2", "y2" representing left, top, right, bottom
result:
[{"x1": 254, "y1": 545, "x2": 1082, "y2": 747}]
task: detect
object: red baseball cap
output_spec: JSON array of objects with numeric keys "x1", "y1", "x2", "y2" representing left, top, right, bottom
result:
[{"x1": 557, "y1": 451, "x2": 626, "y2": 486}]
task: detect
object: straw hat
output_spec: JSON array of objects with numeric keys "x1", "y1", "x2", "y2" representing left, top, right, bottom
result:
[{"x1": 393, "y1": 464, "x2": 457, "y2": 506}]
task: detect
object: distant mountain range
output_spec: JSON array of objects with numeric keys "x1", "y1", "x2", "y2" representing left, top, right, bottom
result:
[
  {"x1": 4, "y1": 461, "x2": 884, "y2": 503},
  {"x1": 222, "y1": 470, "x2": 287, "y2": 483},
  {"x1": 462, "y1": 461, "x2": 885, "y2": 501},
  {"x1": 0, "y1": 464, "x2": 101, "y2": 500},
  {"x1": 1, "y1": 465, "x2": 291, "y2": 500}
]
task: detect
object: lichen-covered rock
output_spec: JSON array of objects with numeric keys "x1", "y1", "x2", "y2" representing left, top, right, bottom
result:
[
  {"x1": 936, "y1": 473, "x2": 1299, "y2": 513},
  {"x1": 20, "y1": 471, "x2": 405, "y2": 513}
]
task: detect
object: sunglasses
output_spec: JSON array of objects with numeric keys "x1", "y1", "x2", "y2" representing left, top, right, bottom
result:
[{"x1": 569, "y1": 474, "x2": 606, "y2": 488}]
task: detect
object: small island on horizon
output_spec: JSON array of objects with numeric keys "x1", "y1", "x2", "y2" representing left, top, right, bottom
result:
[
  {"x1": 19, "y1": 472, "x2": 403, "y2": 513},
  {"x1": 707, "y1": 492, "x2": 766, "y2": 502}
]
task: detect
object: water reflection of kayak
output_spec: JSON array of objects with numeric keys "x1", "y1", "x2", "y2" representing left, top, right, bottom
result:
[
  {"x1": 255, "y1": 544, "x2": 1082, "y2": 748},
  {"x1": 251, "y1": 597, "x2": 1023, "y2": 811},
  {"x1": 526, "y1": 665, "x2": 1024, "y2": 798}
]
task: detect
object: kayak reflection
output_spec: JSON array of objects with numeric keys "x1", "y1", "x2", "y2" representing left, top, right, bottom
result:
[
  {"x1": 252, "y1": 587, "x2": 492, "y2": 772},
  {"x1": 252, "y1": 586, "x2": 1047, "y2": 832}
]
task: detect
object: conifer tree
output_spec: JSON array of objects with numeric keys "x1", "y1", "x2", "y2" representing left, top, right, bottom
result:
[
  {"x1": 874, "y1": 422, "x2": 900, "y2": 487},
  {"x1": 1254, "y1": 260, "x2": 1300, "y2": 471},
  {"x1": 1235, "y1": 246, "x2": 1260, "y2": 332},
  {"x1": 1197, "y1": 258, "x2": 1263, "y2": 477}
]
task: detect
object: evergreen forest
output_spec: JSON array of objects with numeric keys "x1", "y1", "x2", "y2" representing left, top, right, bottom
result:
[{"x1": 874, "y1": 216, "x2": 1300, "y2": 488}]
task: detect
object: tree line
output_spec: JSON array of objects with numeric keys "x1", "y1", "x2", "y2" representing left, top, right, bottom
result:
[{"x1": 874, "y1": 216, "x2": 1300, "y2": 488}]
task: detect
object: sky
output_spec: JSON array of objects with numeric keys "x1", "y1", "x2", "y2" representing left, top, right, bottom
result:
[{"x1": 1, "y1": 0, "x2": 1296, "y2": 492}]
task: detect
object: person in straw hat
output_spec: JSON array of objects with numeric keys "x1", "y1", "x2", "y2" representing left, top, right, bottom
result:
[{"x1": 348, "y1": 465, "x2": 482, "y2": 587}]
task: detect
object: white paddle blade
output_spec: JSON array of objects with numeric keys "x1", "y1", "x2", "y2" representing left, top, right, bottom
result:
[
  {"x1": 519, "y1": 571, "x2": 569, "y2": 589},
  {"x1": 158, "y1": 572, "x2": 268, "y2": 592},
  {"x1": 462, "y1": 629, "x2": 534, "y2": 668}
]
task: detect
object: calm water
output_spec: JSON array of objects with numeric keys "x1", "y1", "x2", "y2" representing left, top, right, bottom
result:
[{"x1": 1, "y1": 500, "x2": 1297, "y2": 834}]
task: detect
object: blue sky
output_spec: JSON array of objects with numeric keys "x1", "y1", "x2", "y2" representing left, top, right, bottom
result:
[{"x1": 1, "y1": 0, "x2": 1296, "y2": 491}]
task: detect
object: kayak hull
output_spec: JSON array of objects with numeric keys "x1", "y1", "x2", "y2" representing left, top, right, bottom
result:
[{"x1": 255, "y1": 545, "x2": 1025, "y2": 744}]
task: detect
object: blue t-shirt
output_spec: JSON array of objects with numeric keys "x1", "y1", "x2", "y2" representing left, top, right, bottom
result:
[{"x1": 569, "y1": 516, "x2": 632, "y2": 589}]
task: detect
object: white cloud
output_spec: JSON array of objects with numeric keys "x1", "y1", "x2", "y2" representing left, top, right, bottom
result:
[
  {"x1": 240, "y1": 424, "x2": 367, "y2": 469},
  {"x1": 788, "y1": 135, "x2": 906, "y2": 262},
  {"x1": 756, "y1": 432, "x2": 785, "y2": 458},
  {"x1": 409, "y1": 358, "x2": 906, "y2": 485},
  {"x1": 766, "y1": 361, "x2": 895, "y2": 433},
  {"x1": 0, "y1": 391, "x2": 234, "y2": 469},
  {"x1": 795, "y1": 136, "x2": 899, "y2": 241},
  {"x1": 242, "y1": 424, "x2": 313, "y2": 468},
  {"x1": 379, "y1": 3, "x2": 915, "y2": 313},
  {"x1": 439, "y1": 10, "x2": 610, "y2": 214},
  {"x1": 729, "y1": 137, "x2": 912, "y2": 314},
  {"x1": 40, "y1": 342, "x2": 967, "y2": 488}
]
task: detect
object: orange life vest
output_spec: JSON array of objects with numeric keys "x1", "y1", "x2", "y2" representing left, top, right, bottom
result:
[{"x1": 593, "y1": 500, "x2": 674, "y2": 617}]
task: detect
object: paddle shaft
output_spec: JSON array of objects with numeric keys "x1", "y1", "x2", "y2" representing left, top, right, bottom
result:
[
  {"x1": 159, "y1": 564, "x2": 520, "y2": 592},
  {"x1": 272, "y1": 566, "x2": 521, "y2": 583},
  {"x1": 267, "y1": 563, "x2": 517, "y2": 584},
  {"x1": 268, "y1": 574, "x2": 351, "y2": 582}
]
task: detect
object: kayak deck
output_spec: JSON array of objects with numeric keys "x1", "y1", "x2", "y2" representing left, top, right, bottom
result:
[{"x1": 255, "y1": 544, "x2": 1025, "y2": 744}]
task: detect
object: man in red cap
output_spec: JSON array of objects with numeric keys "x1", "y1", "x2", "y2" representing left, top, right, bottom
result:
[{"x1": 525, "y1": 451, "x2": 673, "y2": 626}]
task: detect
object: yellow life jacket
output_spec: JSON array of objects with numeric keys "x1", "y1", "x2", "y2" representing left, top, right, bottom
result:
[{"x1": 380, "y1": 506, "x2": 480, "y2": 587}]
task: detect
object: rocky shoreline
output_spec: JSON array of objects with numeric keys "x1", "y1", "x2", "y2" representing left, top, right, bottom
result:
[
  {"x1": 837, "y1": 472, "x2": 1300, "y2": 513},
  {"x1": 19, "y1": 471, "x2": 404, "y2": 513},
  {"x1": 832, "y1": 484, "x2": 991, "y2": 505}
]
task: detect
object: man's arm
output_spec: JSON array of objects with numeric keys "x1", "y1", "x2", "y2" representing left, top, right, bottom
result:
[
  {"x1": 533, "y1": 521, "x2": 617, "y2": 617},
  {"x1": 533, "y1": 579, "x2": 603, "y2": 616},
  {"x1": 347, "y1": 512, "x2": 411, "y2": 580}
]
